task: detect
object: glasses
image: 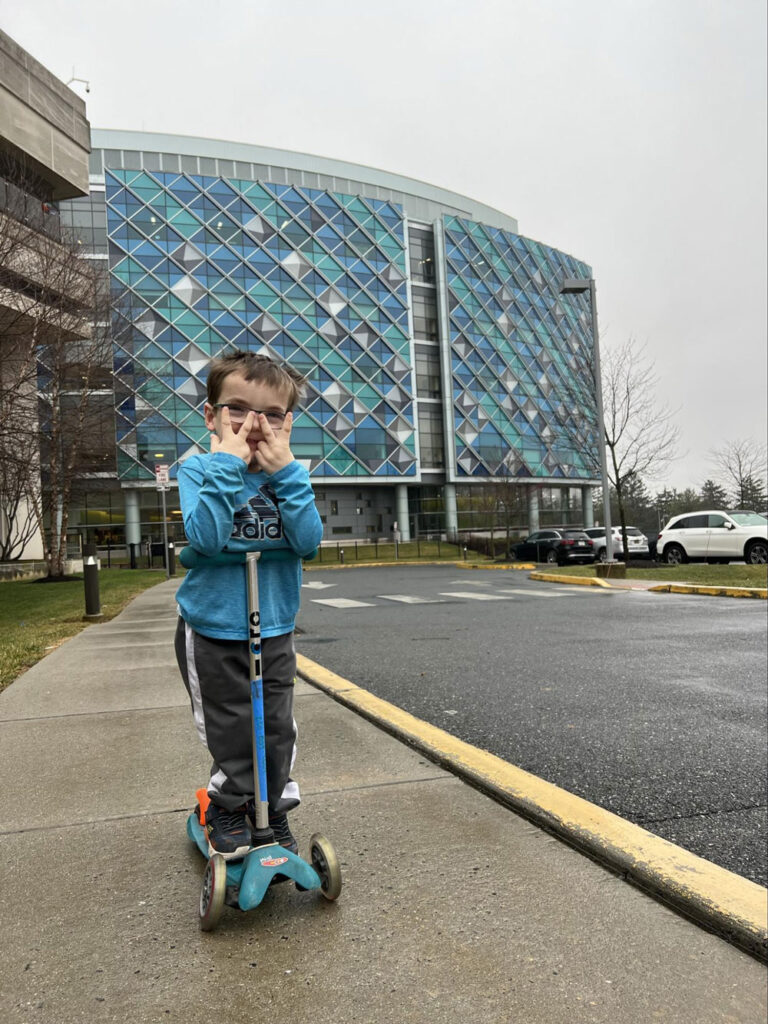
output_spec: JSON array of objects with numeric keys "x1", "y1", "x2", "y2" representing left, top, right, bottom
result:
[{"x1": 212, "y1": 404, "x2": 287, "y2": 427}]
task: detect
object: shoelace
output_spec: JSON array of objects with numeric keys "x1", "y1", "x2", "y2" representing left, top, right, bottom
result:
[
  {"x1": 269, "y1": 815, "x2": 292, "y2": 844},
  {"x1": 212, "y1": 807, "x2": 249, "y2": 834}
]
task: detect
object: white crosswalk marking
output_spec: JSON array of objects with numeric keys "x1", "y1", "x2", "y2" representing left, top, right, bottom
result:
[
  {"x1": 311, "y1": 598, "x2": 375, "y2": 608},
  {"x1": 378, "y1": 594, "x2": 445, "y2": 604},
  {"x1": 302, "y1": 581, "x2": 337, "y2": 589},
  {"x1": 439, "y1": 591, "x2": 511, "y2": 601},
  {"x1": 496, "y1": 588, "x2": 564, "y2": 598},
  {"x1": 551, "y1": 587, "x2": 612, "y2": 595}
]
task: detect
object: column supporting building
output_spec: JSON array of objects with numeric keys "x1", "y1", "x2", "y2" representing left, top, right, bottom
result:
[
  {"x1": 443, "y1": 482, "x2": 458, "y2": 538},
  {"x1": 527, "y1": 484, "x2": 540, "y2": 532},
  {"x1": 581, "y1": 486, "x2": 594, "y2": 528},
  {"x1": 395, "y1": 484, "x2": 410, "y2": 542},
  {"x1": 124, "y1": 489, "x2": 141, "y2": 547}
]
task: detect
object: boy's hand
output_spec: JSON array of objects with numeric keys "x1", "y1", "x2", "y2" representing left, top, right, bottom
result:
[
  {"x1": 210, "y1": 407, "x2": 256, "y2": 465},
  {"x1": 253, "y1": 411, "x2": 295, "y2": 475}
]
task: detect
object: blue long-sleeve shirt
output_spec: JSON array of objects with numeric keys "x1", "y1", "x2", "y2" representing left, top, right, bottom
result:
[{"x1": 176, "y1": 452, "x2": 322, "y2": 640}]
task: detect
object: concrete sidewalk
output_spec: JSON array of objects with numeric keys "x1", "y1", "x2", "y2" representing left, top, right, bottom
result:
[{"x1": 1, "y1": 579, "x2": 765, "y2": 1024}]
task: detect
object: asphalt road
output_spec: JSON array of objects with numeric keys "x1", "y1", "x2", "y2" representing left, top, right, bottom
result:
[{"x1": 295, "y1": 564, "x2": 768, "y2": 886}]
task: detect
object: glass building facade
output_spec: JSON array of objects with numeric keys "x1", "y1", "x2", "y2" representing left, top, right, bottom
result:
[{"x1": 58, "y1": 130, "x2": 599, "y2": 547}]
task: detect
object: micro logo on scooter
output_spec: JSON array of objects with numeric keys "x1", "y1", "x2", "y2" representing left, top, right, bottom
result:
[{"x1": 260, "y1": 855, "x2": 289, "y2": 867}]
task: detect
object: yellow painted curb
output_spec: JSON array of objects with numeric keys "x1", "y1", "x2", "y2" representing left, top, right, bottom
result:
[
  {"x1": 529, "y1": 573, "x2": 767, "y2": 598},
  {"x1": 529, "y1": 571, "x2": 611, "y2": 588},
  {"x1": 297, "y1": 653, "x2": 768, "y2": 962},
  {"x1": 650, "y1": 584, "x2": 768, "y2": 599}
]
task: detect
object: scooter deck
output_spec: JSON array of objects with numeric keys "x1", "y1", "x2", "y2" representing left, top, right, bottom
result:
[{"x1": 187, "y1": 811, "x2": 322, "y2": 911}]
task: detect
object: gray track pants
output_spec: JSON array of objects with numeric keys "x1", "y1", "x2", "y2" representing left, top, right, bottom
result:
[{"x1": 175, "y1": 618, "x2": 300, "y2": 814}]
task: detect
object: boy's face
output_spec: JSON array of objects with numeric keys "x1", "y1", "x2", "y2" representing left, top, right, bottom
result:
[{"x1": 204, "y1": 371, "x2": 291, "y2": 470}]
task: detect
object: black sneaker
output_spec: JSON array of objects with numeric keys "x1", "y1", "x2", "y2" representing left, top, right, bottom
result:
[
  {"x1": 268, "y1": 813, "x2": 298, "y2": 855},
  {"x1": 204, "y1": 802, "x2": 252, "y2": 860}
]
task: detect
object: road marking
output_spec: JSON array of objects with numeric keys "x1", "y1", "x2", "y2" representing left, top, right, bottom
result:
[
  {"x1": 302, "y1": 581, "x2": 337, "y2": 589},
  {"x1": 551, "y1": 587, "x2": 612, "y2": 595},
  {"x1": 311, "y1": 598, "x2": 375, "y2": 608},
  {"x1": 439, "y1": 591, "x2": 511, "y2": 601},
  {"x1": 496, "y1": 588, "x2": 564, "y2": 598},
  {"x1": 378, "y1": 594, "x2": 445, "y2": 604}
]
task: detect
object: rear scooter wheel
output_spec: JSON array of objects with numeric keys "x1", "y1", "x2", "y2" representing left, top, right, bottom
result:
[
  {"x1": 310, "y1": 834, "x2": 342, "y2": 901},
  {"x1": 199, "y1": 854, "x2": 227, "y2": 931}
]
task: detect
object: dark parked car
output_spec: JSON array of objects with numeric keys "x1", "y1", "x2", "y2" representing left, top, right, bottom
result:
[{"x1": 513, "y1": 529, "x2": 595, "y2": 565}]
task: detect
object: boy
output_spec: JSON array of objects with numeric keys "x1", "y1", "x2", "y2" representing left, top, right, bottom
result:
[{"x1": 174, "y1": 350, "x2": 322, "y2": 860}]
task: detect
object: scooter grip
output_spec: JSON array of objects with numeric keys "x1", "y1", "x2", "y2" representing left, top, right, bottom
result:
[{"x1": 179, "y1": 547, "x2": 316, "y2": 569}]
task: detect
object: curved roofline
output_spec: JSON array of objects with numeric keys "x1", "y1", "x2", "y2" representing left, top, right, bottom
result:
[{"x1": 91, "y1": 128, "x2": 518, "y2": 232}]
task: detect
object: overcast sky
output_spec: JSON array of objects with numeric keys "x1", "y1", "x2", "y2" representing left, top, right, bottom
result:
[{"x1": 4, "y1": 0, "x2": 766, "y2": 492}]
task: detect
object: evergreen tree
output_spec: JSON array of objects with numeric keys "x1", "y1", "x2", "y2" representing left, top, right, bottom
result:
[
  {"x1": 699, "y1": 479, "x2": 729, "y2": 508},
  {"x1": 738, "y1": 475, "x2": 767, "y2": 512}
]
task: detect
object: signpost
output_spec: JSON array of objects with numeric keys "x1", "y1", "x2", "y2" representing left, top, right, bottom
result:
[{"x1": 155, "y1": 464, "x2": 171, "y2": 578}]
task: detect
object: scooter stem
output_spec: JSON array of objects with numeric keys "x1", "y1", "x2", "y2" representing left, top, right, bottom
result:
[{"x1": 245, "y1": 551, "x2": 270, "y2": 832}]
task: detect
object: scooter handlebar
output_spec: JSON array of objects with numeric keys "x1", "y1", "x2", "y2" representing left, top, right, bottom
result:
[{"x1": 179, "y1": 547, "x2": 316, "y2": 569}]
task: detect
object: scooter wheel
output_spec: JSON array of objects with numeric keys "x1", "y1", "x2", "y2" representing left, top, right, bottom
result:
[
  {"x1": 199, "y1": 854, "x2": 226, "y2": 931},
  {"x1": 309, "y1": 833, "x2": 342, "y2": 901}
]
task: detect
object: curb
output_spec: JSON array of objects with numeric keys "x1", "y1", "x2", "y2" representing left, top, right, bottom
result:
[
  {"x1": 297, "y1": 653, "x2": 768, "y2": 963},
  {"x1": 648, "y1": 583, "x2": 768, "y2": 599},
  {"x1": 529, "y1": 571, "x2": 611, "y2": 588},
  {"x1": 529, "y1": 572, "x2": 767, "y2": 598},
  {"x1": 305, "y1": 560, "x2": 536, "y2": 572}
]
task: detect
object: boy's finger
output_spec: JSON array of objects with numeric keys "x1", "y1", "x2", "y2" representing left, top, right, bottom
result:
[
  {"x1": 282, "y1": 410, "x2": 293, "y2": 437},
  {"x1": 258, "y1": 412, "x2": 275, "y2": 439}
]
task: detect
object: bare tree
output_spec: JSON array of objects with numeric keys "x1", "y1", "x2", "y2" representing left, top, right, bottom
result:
[
  {"x1": 593, "y1": 339, "x2": 680, "y2": 555},
  {"x1": 1, "y1": 158, "x2": 115, "y2": 574},
  {"x1": 709, "y1": 439, "x2": 768, "y2": 510}
]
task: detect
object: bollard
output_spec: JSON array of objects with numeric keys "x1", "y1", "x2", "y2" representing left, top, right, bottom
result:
[
  {"x1": 167, "y1": 541, "x2": 176, "y2": 578},
  {"x1": 339, "y1": 548, "x2": 345, "y2": 565},
  {"x1": 83, "y1": 543, "x2": 102, "y2": 620},
  {"x1": 463, "y1": 545, "x2": 467, "y2": 561},
  {"x1": 129, "y1": 542, "x2": 137, "y2": 570}
]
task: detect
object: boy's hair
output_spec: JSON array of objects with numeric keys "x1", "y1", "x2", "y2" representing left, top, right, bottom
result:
[{"x1": 206, "y1": 351, "x2": 306, "y2": 410}]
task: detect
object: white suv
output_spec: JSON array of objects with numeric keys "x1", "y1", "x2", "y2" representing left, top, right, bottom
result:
[
  {"x1": 656, "y1": 510, "x2": 768, "y2": 565},
  {"x1": 584, "y1": 526, "x2": 650, "y2": 562}
]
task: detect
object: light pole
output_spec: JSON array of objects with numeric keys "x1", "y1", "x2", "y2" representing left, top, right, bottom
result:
[{"x1": 560, "y1": 277, "x2": 614, "y2": 562}]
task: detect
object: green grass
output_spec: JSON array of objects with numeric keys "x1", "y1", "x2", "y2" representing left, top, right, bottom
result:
[
  {"x1": 0, "y1": 569, "x2": 169, "y2": 694},
  {"x1": 547, "y1": 563, "x2": 768, "y2": 589}
]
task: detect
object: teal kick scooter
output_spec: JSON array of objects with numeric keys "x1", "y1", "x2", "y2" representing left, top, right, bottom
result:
[{"x1": 179, "y1": 547, "x2": 342, "y2": 931}]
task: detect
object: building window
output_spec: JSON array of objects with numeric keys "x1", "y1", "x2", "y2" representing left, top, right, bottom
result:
[
  {"x1": 412, "y1": 286, "x2": 438, "y2": 341},
  {"x1": 332, "y1": 526, "x2": 353, "y2": 534},
  {"x1": 409, "y1": 227, "x2": 436, "y2": 284},
  {"x1": 330, "y1": 500, "x2": 338, "y2": 515},
  {"x1": 415, "y1": 344, "x2": 442, "y2": 397},
  {"x1": 417, "y1": 406, "x2": 445, "y2": 468}
]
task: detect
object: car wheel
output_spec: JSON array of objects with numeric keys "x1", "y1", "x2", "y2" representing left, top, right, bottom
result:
[
  {"x1": 596, "y1": 548, "x2": 607, "y2": 563},
  {"x1": 545, "y1": 549, "x2": 559, "y2": 565},
  {"x1": 664, "y1": 544, "x2": 686, "y2": 565},
  {"x1": 745, "y1": 540, "x2": 768, "y2": 565}
]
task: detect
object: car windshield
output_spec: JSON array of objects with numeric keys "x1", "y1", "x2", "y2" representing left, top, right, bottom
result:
[
  {"x1": 728, "y1": 511, "x2": 768, "y2": 526},
  {"x1": 562, "y1": 530, "x2": 587, "y2": 538},
  {"x1": 625, "y1": 527, "x2": 643, "y2": 536}
]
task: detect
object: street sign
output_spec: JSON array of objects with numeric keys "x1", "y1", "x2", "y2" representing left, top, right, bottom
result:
[{"x1": 155, "y1": 463, "x2": 170, "y2": 491}]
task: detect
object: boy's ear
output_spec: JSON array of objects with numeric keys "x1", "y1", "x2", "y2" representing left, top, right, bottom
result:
[{"x1": 203, "y1": 403, "x2": 217, "y2": 432}]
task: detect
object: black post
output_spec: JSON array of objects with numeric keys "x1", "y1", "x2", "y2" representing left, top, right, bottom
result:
[
  {"x1": 83, "y1": 543, "x2": 102, "y2": 620},
  {"x1": 339, "y1": 548, "x2": 345, "y2": 565},
  {"x1": 167, "y1": 541, "x2": 176, "y2": 577},
  {"x1": 106, "y1": 539, "x2": 111, "y2": 569},
  {"x1": 129, "y1": 542, "x2": 137, "y2": 570}
]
